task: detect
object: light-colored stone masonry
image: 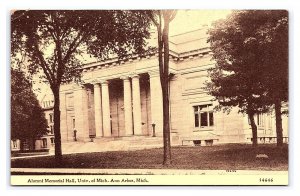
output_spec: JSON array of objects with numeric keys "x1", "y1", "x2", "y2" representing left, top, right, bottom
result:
[{"x1": 57, "y1": 28, "x2": 288, "y2": 146}]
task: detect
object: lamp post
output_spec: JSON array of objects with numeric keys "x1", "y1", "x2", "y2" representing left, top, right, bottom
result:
[{"x1": 152, "y1": 123, "x2": 156, "y2": 137}]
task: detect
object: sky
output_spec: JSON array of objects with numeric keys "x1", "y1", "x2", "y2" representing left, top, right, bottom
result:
[{"x1": 170, "y1": 10, "x2": 231, "y2": 35}]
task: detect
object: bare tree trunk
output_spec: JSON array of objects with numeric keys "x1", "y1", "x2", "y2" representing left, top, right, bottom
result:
[
  {"x1": 248, "y1": 112, "x2": 258, "y2": 147},
  {"x1": 150, "y1": 10, "x2": 176, "y2": 166},
  {"x1": 161, "y1": 75, "x2": 171, "y2": 165},
  {"x1": 275, "y1": 99, "x2": 283, "y2": 147},
  {"x1": 53, "y1": 86, "x2": 62, "y2": 163},
  {"x1": 161, "y1": 15, "x2": 171, "y2": 166}
]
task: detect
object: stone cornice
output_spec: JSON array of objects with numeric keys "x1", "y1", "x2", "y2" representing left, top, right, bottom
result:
[
  {"x1": 179, "y1": 63, "x2": 215, "y2": 75},
  {"x1": 120, "y1": 75, "x2": 130, "y2": 81},
  {"x1": 81, "y1": 47, "x2": 212, "y2": 73}
]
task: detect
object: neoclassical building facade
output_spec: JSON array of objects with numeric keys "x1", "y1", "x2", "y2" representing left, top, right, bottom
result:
[{"x1": 58, "y1": 28, "x2": 288, "y2": 146}]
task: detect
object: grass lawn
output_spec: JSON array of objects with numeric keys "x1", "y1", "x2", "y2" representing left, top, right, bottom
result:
[{"x1": 11, "y1": 144, "x2": 288, "y2": 171}]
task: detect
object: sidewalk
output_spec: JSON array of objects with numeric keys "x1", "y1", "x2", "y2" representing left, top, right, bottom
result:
[{"x1": 10, "y1": 167, "x2": 289, "y2": 175}]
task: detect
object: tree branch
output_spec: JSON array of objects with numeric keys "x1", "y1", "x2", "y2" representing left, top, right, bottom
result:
[
  {"x1": 157, "y1": 11, "x2": 164, "y2": 78},
  {"x1": 149, "y1": 11, "x2": 159, "y2": 27},
  {"x1": 29, "y1": 34, "x2": 56, "y2": 87}
]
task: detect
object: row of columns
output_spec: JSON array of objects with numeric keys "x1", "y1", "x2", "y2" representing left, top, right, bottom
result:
[
  {"x1": 72, "y1": 71, "x2": 163, "y2": 140},
  {"x1": 93, "y1": 76, "x2": 141, "y2": 137}
]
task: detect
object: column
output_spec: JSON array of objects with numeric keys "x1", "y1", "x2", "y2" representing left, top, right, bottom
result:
[
  {"x1": 93, "y1": 82, "x2": 103, "y2": 137},
  {"x1": 73, "y1": 85, "x2": 90, "y2": 141},
  {"x1": 149, "y1": 71, "x2": 163, "y2": 135},
  {"x1": 132, "y1": 74, "x2": 142, "y2": 135},
  {"x1": 101, "y1": 80, "x2": 111, "y2": 137},
  {"x1": 122, "y1": 76, "x2": 133, "y2": 136}
]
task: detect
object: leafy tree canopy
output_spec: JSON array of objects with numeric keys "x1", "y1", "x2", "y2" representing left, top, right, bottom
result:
[
  {"x1": 11, "y1": 68, "x2": 48, "y2": 140},
  {"x1": 205, "y1": 10, "x2": 288, "y2": 114},
  {"x1": 11, "y1": 10, "x2": 153, "y2": 87}
]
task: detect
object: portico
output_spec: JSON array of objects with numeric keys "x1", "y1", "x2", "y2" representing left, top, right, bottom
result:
[{"x1": 64, "y1": 70, "x2": 164, "y2": 141}]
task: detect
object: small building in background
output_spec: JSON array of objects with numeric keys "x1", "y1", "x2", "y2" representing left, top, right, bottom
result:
[
  {"x1": 39, "y1": 92, "x2": 55, "y2": 150},
  {"x1": 10, "y1": 92, "x2": 55, "y2": 152}
]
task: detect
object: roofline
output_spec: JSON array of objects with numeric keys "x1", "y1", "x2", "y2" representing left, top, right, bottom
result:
[
  {"x1": 81, "y1": 47, "x2": 211, "y2": 70},
  {"x1": 169, "y1": 27, "x2": 208, "y2": 38}
]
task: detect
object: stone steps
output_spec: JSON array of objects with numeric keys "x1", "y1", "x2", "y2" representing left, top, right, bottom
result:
[{"x1": 58, "y1": 136, "x2": 164, "y2": 154}]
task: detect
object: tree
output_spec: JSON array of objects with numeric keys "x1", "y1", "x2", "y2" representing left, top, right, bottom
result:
[
  {"x1": 11, "y1": 68, "x2": 48, "y2": 151},
  {"x1": 205, "y1": 10, "x2": 288, "y2": 147},
  {"x1": 149, "y1": 10, "x2": 177, "y2": 165},
  {"x1": 251, "y1": 11, "x2": 288, "y2": 147},
  {"x1": 11, "y1": 10, "x2": 153, "y2": 162}
]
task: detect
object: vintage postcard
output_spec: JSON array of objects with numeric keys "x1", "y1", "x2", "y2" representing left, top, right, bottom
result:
[{"x1": 10, "y1": 10, "x2": 288, "y2": 186}]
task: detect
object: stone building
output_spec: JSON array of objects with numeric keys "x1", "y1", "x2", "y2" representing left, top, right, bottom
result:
[
  {"x1": 11, "y1": 93, "x2": 55, "y2": 152},
  {"x1": 58, "y1": 28, "x2": 288, "y2": 147},
  {"x1": 40, "y1": 93, "x2": 55, "y2": 149}
]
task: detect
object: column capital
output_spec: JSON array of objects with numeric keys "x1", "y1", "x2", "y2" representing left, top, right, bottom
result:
[
  {"x1": 129, "y1": 72, "x2": 140, "y2": 79},
  {"x1": 78, "y1": 80, "x2": 90, "y2": 88},
  {"x1": 148, "y1": 70, "x2": 160, "y2": 78},
  {"x1": 120, "y1": 76, "x2": 130, "y2": 81},
  {"x1": 75, "y1": 82, "x2": 87, "y2": 90},
  {"x1": 131, "y1": 74, "x2": 140, "y2": 79},
  {"x1": 100, "y1": 80, "x2": 109, "y2": 86},
  {"x1": 91, "y1": 79, "x2": 101, "y2": 86},
  {"x1": 93, "y1": 83, "x2": 101, "y2": 88}
]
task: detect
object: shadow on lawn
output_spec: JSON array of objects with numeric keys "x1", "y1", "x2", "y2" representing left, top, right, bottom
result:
[{"x1": 11, "y1": 144, "x2": 288, "y2": 171}]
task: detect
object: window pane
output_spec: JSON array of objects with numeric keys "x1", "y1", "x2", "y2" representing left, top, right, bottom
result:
[
  {"x1": 201, "y1": 112, "x2": 208, "y2": 126},
  {"x1": 194, "y1": 113, "x2": 199, "y2": 127},
  {"x1": 42, "y1": 139, "x2": 47, "y2": 147},
  {"x1": 209, "y1": 112, "x2": 214, "y2": 126},
  {"x1": 49, "y1": 114, "x2": 53, "y2": 123}
]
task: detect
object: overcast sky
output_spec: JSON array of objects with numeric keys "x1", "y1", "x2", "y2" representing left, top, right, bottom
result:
[{"x1": 170, "y1": 10, "x2": 231, "y2": 35}]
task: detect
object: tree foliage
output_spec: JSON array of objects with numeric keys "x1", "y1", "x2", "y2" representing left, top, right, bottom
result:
[
  {"x1": 11, "y1": 10, "x2": 153, "y2": 86},
  {"x1": 205, "y1": 10, "x2": 288, "y2": 146},
  {"x1": 11, "y1": 10, "x2": 153, "y2": 161},
  {"x1": 11, "y1": 68, "x2": 48, "y2": 149}
]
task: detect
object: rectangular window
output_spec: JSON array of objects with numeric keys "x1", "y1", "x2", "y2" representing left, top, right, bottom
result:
[
  {"x1": 42, "y1": 138, "x2": 47, "y2": 148},
  {"x1": 248, "y1": 113, "x2": 265, "y2": 127},
  {"x1": 49, "y1": 113, "x2": 53, "y2": 123},
  {"x1": 50, "y1": 137, "x2": 55, "y2": 144},
  {"x1": 209, "y1": 112, "x2": 214, "y2": 126},
  {"x1": 12, "y1": 140, "x2": 17, "y2": 148},
  {"x1": 194, "y1": 104, "x2": 214, "y2": 128},
  {"x1": 50, "y1": 125, "x2": 54, "y2": 134},
  {"x1": 200, "y1": 112, "x2": 208, "y2": 126},
  {"x1": 257, "y1": 113, "x2": 264, "y2": 127},
  {"x1": 194, "y1": 113, "x2": 199, "y2": 127}
]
